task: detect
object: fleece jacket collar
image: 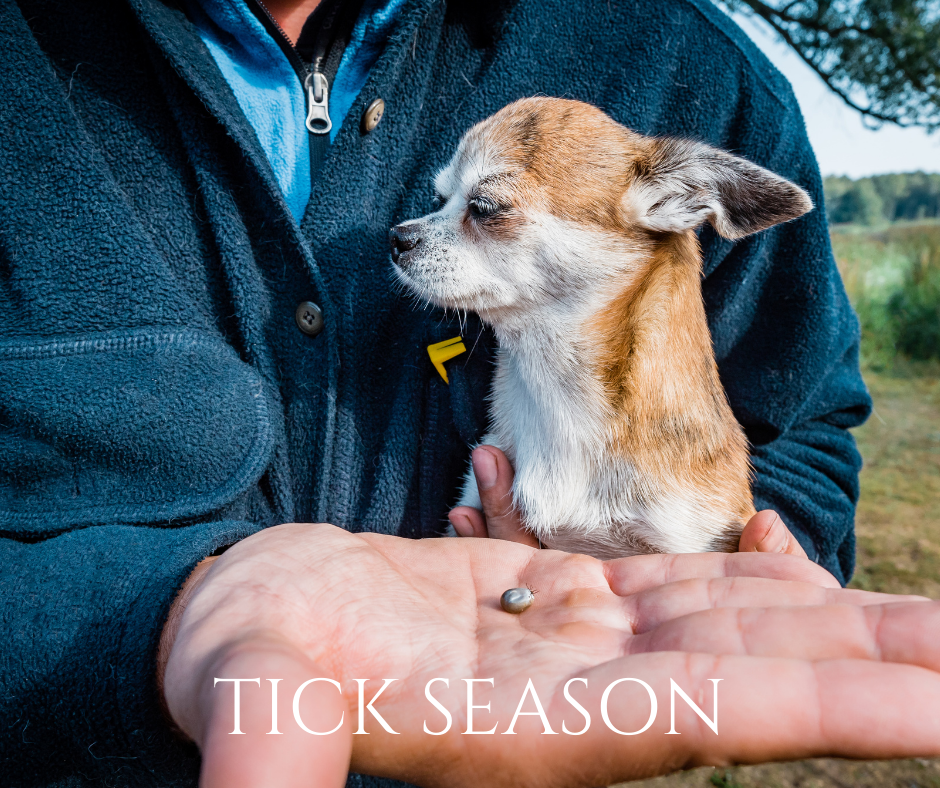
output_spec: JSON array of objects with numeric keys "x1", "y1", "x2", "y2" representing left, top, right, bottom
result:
[
  {"x1": 184, "y1": 0, "x2": 314, "y2": 220},
  {"x1": 127, "y1": 0, "x2": 437, "y2": 229},
  {"x1": 184, "y1": 0, "x2": 411, "y2": 221}
]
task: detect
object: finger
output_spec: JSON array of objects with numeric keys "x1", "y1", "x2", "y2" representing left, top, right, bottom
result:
[
  {"x1": 739, "y1": 509, "x2": 808, "y2": 558},
  {"x1": 473, "y1": 446, "x2": 539, "y2": 547},
  {"x1": 459, "y1": 646, "x2": 940, "y2": 788},
  {"x1": 629, "y1": 600, "x2": 940, "y2": 663},
  {"x1": 604, "y1": 550, "x2": 843, "y2": 596},
  {"x1": 625, "y1": 576, "x2": 926, "y2": 635},
  {"x1": 522, "y1": 570, "x2": 924, "y2": 647},
  {"x1": 199, "y1": 637, "x2": 352, "y2": 788},
  {"x1": 448, "y1": 506, "x2": 488, "y2": 538},
  {"x1": 550, "y1": 651, "x2": 940, "y2": 782}
]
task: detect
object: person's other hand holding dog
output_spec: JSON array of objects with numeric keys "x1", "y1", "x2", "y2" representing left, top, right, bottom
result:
[{"x1": 449, "y1": 445, "x2": 809, "y2": 559}]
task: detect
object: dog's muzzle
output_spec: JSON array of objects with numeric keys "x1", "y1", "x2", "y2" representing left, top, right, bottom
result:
[{"x1": 389, "y1": 223, "x2": 422, "y2": 268}]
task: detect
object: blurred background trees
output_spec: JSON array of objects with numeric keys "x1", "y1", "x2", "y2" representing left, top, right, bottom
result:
[{"x1": 825, "y1": 172, "x2": 940, "y2": 225}]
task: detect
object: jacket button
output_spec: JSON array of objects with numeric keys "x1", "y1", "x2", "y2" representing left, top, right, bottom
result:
[
  {"x1": 361, "y1": 98, "x2": 385, "y2": 133},
  {"x1": 295, "y1": 301, "x2": 324, "y2": 337}
]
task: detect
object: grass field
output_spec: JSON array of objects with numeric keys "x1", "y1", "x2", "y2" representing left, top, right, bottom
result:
[
  {"x1": 834, "y1": 220, "x2": 940, "y2": 601},
  {"x1": 619, "y1": 221, "x2": 940, "y2": 788}
]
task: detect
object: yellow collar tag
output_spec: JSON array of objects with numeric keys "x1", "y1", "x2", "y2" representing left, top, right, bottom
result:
[{"x1": 427, "y1": 336, "x2": 466, "y2": 384}]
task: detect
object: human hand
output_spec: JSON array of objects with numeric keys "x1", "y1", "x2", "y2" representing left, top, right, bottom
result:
[
  {"x1": 448, "y1": 446, "x2": 809, "y2": 558},
  {"x1": 161, "y1": 522, "x2": 940, "y2": 788}
]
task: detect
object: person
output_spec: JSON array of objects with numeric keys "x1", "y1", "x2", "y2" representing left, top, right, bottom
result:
[{"x1": 3, "y1": 0, "x2": 934, "y2": 786}]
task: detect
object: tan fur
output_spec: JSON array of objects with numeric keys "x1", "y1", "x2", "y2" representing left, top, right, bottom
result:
[
  {"x1": 591, "y1": 231, "x2": 756, "y2": 545},
  {"x1": 460, "y1": 100, "x2": 643, "y2": 235}
]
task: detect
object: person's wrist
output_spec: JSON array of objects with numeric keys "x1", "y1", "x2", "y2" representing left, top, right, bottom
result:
[{"x1": 156, "y1": 555, "x2": 220, "y2": 732}]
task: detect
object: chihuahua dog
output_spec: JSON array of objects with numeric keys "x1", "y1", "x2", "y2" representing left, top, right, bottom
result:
[{"x1": 390, "y1": 97, "x2": 812, "y2": 558}]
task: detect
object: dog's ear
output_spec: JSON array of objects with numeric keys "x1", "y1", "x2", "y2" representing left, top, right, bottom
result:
[{"x1": 622, "y1": 138, "x2": 813, "y2": 240}]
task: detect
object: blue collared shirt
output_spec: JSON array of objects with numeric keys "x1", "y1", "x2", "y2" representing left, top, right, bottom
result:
[{"x1": 187, "y1": 0, "x2": 406, "y2": 221}]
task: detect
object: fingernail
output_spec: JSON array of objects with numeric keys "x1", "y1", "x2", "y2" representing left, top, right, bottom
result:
[
  {"x1": 757, "y1": 513, "x2": 788, "y2": 553},
  {"x1": 449, "y1": 513, "x2": 473, "y2": 537},
  {"x1": 474, "y1": 448, "x2": 498, "y2": 490}
]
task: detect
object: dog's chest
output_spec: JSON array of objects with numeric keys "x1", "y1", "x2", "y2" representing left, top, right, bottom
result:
[
  {"x1": 489, "y1": 350, "x2": 644, "y2": 528},
  {"x1": 483, "y1": 346, "x2": 733, "y2": 557}
]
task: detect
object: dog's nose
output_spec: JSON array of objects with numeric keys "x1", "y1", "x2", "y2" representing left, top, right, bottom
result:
[{"x1": 389, "y1": 224, "x2": 422, "y2": 266}]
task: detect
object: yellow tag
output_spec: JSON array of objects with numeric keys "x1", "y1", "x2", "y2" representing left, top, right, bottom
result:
[{"x1": 427, "y1": 336, "x2": 466, "y2": 384}]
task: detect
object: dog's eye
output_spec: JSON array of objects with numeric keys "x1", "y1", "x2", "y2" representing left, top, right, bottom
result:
[
  {"x1": 468, "y1": 197, "x2": 499, "y2": 219},
  {"x1": 432, "y1": 191, "x2": 447, "y2": 210}
]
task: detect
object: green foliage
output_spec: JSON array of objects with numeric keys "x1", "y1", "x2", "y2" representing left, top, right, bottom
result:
[
  {"x1": 887, "y1": 228, "x2": 940, "y2": 359},
  {"x1": 708, "y1": 770, "x2": 743, "y2": 788},
  {"x1": 722, "y1": 0, "x2": 940, "y2": 132},
  {"x1": 833, "y1": 221, "x2": 940, "y2": 367},
  {"x1": 824, "y1": 172, "x2": 940, "y2": 226},
  {"x1": 827, "y1": 177, "x2": 884, "y2": 224}
]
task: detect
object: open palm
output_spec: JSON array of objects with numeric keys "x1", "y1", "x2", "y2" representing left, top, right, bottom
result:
[{"x1": 164, "y1": 523, "x2": 940, "y2": 788}]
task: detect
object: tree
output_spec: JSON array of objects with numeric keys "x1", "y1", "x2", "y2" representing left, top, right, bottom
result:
[
  {"x1": 824, "y1": 172, "x2": 940, "y2": 223},
  {"x1": 720, "y1": 0, "x2": 940, "y2": 133},
  {"x1": 831, "y1": 179, "x2": 885, "y2": 223}
]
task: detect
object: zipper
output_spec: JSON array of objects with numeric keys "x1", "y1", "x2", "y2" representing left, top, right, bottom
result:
[
  {"x1": 244, "y1": 0, "x2": 333, "y2": 136},
  {"x1": 304, "y1": 71, "x2": 332, "y2": 135}
]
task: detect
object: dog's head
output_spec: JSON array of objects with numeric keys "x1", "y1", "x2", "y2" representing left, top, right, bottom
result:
[{"x1": 390, "y1": 97, "x2": 812, "y2": 324}]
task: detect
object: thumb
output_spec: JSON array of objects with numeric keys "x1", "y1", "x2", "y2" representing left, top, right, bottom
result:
[
  {"x1": 471, "y1": 446, "x2": 539, "y2": 547},
  {"x1": 738, "y1": 509, "x2": 808, "y2": 559},
  {"x1": 198, "y1": 637, "x2": 351, "y2": 788}
]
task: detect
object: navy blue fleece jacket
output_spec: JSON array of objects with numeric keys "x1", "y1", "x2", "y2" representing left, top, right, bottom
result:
[{"x1": 0, "y1": 0, "x2": 870, "y2": 785}]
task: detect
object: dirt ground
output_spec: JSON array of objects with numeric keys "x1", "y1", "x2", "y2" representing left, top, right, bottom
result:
[
  {"x1": 618, "y1": 371, "x2": 940, "y2": 788},
  {"x1": 623, "y1": 757, "x2": 940, "y2": 788}
]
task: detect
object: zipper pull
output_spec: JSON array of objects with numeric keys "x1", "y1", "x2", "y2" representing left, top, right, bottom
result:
[{"x1": 305, "y1": 71, "x2": 332, "y2": 135}]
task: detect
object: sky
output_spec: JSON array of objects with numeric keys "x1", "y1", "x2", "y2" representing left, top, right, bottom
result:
[{"x1": 732, "y1": 13, "x2": 940, "y2": 178}]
